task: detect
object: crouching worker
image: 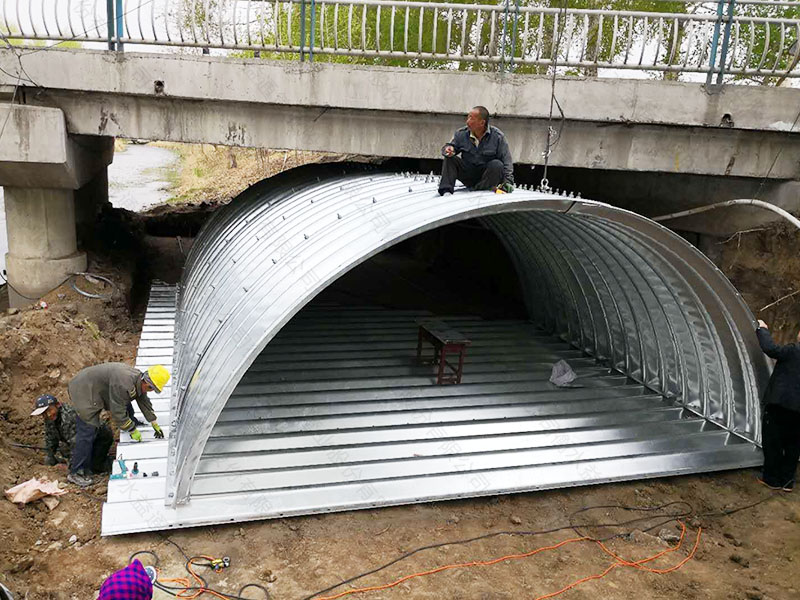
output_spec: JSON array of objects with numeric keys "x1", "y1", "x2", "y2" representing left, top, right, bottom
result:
[
  {"x1": 438, "y1": 105, "x2": 514, "y2": 196},
  {"x1": 67, "y1": 363, "x2": 170, "y2": 488},
  {"x1": 30, "y1": 394, "x2": 114, "y2": 474}
]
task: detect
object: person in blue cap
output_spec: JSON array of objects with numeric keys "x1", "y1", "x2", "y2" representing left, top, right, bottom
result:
[{"x1": 30, "y1": 394, "x2": 113, "y2": 475}]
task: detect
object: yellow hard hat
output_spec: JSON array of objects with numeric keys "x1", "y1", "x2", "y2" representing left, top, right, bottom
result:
[{"x1": 145, "y1": 365, "x2": 171, "y2": 393}]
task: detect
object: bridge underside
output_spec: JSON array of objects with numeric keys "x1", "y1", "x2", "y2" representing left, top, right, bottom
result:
[{"x1": 100, "y1": 168, "x2": 769, "y2": 535}]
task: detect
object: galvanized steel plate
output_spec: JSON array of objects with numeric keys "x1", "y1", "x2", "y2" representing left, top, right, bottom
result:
[{"x1": 165, "y1": 167, "x2": 769, "y2": 508}]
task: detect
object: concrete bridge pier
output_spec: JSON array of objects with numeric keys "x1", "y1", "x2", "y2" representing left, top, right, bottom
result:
[{"x1": 0, "y1": 105, "x2": 113, "y2": 307}]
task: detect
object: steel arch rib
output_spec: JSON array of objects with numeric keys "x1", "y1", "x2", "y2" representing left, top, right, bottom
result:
[{"x1": 167, "y1": 167, "x2": 770, "y2": 507}]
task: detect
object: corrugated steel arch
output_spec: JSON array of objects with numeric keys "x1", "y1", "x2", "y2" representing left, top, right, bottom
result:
[{"x1": 166, "y1": 166, "x2": 770, "y2": 506}]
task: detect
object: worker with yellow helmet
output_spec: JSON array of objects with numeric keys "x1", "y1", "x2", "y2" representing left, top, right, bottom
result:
[{"x1": 66, "y1": 362, "x2": 170, "y2": 488}]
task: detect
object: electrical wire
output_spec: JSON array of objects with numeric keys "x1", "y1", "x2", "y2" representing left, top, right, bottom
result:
[
  {"x1": 0, "y1": 270, "x2": 113, "y2": 301},
  {"x1": 139, "y1": 537, "x2": 270, "y2": 600},
  {"x1": 128, "y1": 495, "x2": 780, "y2": 600},
  {"x1": 313, "y1": 521, "x2": 703, "y2": 600},
  {"x1": 301, "y1": 494, "x2": 780, "y2": 600},
  {"x1": 753, "y1": 104, "x2": 800, "y2": 200},
  {"x1": 538, "y1": 0, "x2": 568, "y2": 193}
]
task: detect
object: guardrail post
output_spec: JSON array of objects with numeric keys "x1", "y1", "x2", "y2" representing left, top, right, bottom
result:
[
  {"x1": 115, "y1": 0, "x2": 124, "y2": 51},
  {"x1": 706, "y1": 0, "x2": 725, "y2": 86},
  {"x1": 106, "y1": 0, "x2": 115, "y2": 50},
  {"x1": 299, "y1": 0, "x2": 307, "y2": 61},
  {"x1": 499, "y1": 0, "x2": 510, "y2": 73},
  {"x1": 309, "y1": 0, "x2": 316, "y2": 62},
  {"x1": 715, "y1": 0, "x2": 736, "y2": 86},
  {"x1": 509, "y1": 0, "x2": 520, "y2": 73}
]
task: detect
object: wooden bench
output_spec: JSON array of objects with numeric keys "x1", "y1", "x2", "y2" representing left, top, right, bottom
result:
[{"x1": 416, "y1": 319, "x2": 471, "y2": 385}]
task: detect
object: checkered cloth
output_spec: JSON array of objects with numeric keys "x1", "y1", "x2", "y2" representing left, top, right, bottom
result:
[{"x1": 98, "y1": 559, "x2": 153, "y2": 600}]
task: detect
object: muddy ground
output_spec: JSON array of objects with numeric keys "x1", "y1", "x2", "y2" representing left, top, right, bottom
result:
[{"x1": 0, "y1": 194, "x2": 799, "y2": 599}]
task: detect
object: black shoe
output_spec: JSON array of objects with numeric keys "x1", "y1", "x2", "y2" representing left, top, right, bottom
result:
[
  {"x1": 783, "y1": 480, "x2": 795, "y2": 493},
  {"x1": 438, "y1": 187, "x2": 453, "y2": 196},
  {"x1": 757, "y1": 477, "x2": 783, "y2": 491},
  {"x1": 68, "y1": 472, "x2": 94, "y2": 488}
]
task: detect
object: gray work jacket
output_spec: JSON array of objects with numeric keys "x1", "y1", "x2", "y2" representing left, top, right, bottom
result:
[
  {"x1": 442, "y1": 125, "x2": 514, "y2": 183},
  {"x1": 67, "y1": 362, "x2": 156, "y2": 429}
]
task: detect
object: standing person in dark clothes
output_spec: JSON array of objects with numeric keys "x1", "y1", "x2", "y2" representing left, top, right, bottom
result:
[
  {"x1": 30, "y1": 394, "x2": 114, "y2": 473},
  {"x1": 756, "y1": 319, "x2": 800, "y2": 491},
  {"x1": 67, "y1": 363, "x2": 170, "y2": 488},
  {"x1": 438, "y1": 106, "x2": 514, "y2": 196}
]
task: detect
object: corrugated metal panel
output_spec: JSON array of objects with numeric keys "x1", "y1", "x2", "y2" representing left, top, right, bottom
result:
[
  {"x1": 166, "y1": 168, "x2": 768, "y2": 509},
  {"x1": 100, "y1": 167, "x2": 770, "y2": 535},
  {"x1": 101, "y1": 284, "x2": 176, "y2": 535},
  {"x1": 103, "y1": 301, "x2": 762, "y2": 535}
]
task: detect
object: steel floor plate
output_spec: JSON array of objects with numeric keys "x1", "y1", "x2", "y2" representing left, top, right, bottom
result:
[{"x1": 101, "y1": 290, "x2": 762, "y2": 535}]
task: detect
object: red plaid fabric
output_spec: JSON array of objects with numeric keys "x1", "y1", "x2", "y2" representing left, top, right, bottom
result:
[{"x1": 98, "y1": 559, "x2": 153, "y2": 600}]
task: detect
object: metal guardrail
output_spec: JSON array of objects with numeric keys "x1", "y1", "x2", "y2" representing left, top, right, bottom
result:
[{"x1": 1, "y1": 0, "x2": 798, "y2": 81}]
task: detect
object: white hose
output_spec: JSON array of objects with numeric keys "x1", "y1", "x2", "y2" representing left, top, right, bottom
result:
[{"x1": 652, "y1": 198, "x2": 800, "y2": 231}]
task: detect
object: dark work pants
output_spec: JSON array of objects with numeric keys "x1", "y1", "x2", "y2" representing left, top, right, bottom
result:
[
  {"x1": 72, "y1": 417, "x2": 115, "y2": 475},
  {"x1": 91, "y1": 426, "x2": 115, "y2": 474},
  {"x1": 439, "y1": 156, "x2": 504, "y2": 192},
  {"x1": 71, "y1": 415, "x2": 96, "y2": 475},
  {"x1": 761, "y1": 403, "x2": 800, "y2": 487}
]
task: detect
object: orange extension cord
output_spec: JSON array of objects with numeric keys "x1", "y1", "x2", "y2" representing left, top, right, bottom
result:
[
  {"x1": 158, "y1": 555, "x2": 233, "y2": 600},
  {"x1": 315, "y1": 521, "x2": 702, "y2": 600}
]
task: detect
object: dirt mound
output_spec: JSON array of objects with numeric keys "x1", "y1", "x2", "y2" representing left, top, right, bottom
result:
[
  {"x1": 0, "y1": 271, "x2": 141, "y2": 593},
  {"x1": 708, "y1": 223, "x2": 800, "y2": 343}
]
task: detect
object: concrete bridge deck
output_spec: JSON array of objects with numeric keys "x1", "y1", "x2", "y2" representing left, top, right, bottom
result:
[{"x1": 0, "y1": 46, "x2": 798, "y2": 304}]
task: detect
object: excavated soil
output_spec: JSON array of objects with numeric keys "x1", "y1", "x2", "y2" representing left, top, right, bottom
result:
[
  {"x1": 0, "y1": 208, "x2": 799, "y2": 599},
  {"x1": 706, "y1": 224, "x2": 800, "y2": 344}
]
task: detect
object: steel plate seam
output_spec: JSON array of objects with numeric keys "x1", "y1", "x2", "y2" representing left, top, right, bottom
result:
[
  {"x1": 572, "y1": 204, "x2": 765, "y2": 440},
  {"x1": 594, "y1": 219, "x2": 728, "y2": 420},
  {"x1": 561, "y1": 215, "x2": 691, "y2": 405},
  {"x1": 604, "y1": 220, "x2": 755, "y2": 439},
  {"x1": 488, "y1": 215, "x2": 586, "y2": 350},
  {"x1": 557, "y1": 215, "x2": 684, "y2": 401},
  {"x1": 530, "y1": 214, "x2": 616, "y2": 364},
  {"x1": 578, "y1": 216, "x2": 708, "y2": 409},
  {"x1": 526, "y1": 215, "x2": 606, "y2": 359},
  {"x1": 167, "y1": 169, "x2": 767, "y2": 507},
  {"x1": 170, "y1": 177, "x2": 576, "y2": 504}
]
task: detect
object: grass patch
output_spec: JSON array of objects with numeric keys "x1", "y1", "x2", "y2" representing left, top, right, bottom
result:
[{"x1": 151, "y1": 143, "x2": 348, "y2": 205}]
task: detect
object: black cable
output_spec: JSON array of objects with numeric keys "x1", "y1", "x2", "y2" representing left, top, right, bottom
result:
[
  {"x1": 538, "y1": 0, "x2": 568, "y2": 192},
  {"x1": 753, "y1": 105, "x2": 800, "y2": 200},
  {"x1": 238, "y1": 583, "x2": 272, "y2": 600},
  {"x1": 301, "y1": 494, "x2": 781, "y2": 600},
  {"x1": 129, "y1": 550, "x2": 159, "y2": 568},
  {"x1": 159, "y1": 534, "x2": 191, "y2": 561},
  {"x1": 145, "y1": 542, "x2": 271, "y2": 600},
  {"x1": 0, "y1": 270, "x2": 76, "y2": 301},
  {"x1": 0, "y1": 270, "x2": 114, "y2": 302}
]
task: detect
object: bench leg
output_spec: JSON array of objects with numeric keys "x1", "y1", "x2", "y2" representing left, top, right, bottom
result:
[
  {"x1": 437, "y1": 346, "x2": 447, "y2": 385},
  {"x1": 456, "y1": 347, "x2": 467, "y2": 384}
]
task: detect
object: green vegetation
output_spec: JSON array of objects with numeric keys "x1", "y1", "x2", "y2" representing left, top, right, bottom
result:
[{"x1": 223, "y1": 0, "x2": 797, "y2": 83}]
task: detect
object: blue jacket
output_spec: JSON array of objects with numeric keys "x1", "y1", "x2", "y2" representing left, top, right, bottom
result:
[
  {"x1": 443, "y1": 126, "x2": 514, "y2": 184},
  {"x1": 757, "y1": 327, "x2": 800, "y2": 412}
]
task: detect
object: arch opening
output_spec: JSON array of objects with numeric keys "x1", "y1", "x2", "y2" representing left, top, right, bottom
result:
[{"x1": 103, "y1": 166, "x2": 771, "y2": 533}]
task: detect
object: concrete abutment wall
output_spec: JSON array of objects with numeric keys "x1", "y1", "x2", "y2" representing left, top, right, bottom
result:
[{"x1": 0, "y1": 105, "x2": 113, "y2": 306}]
